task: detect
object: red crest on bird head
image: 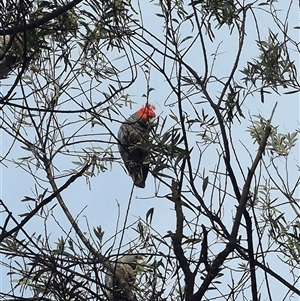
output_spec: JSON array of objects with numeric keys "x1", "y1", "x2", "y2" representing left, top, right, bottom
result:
[{"x1": 137, "y1": 104, "x2": 156, "y2": 121}]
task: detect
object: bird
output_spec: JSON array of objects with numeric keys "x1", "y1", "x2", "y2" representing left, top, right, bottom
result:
[
  {"x1": 0, "y1": 34, "x2": 22, "y2": 79},
  {"x1": 0, "y1": 55, "x2": 19, "y2": 79},
  {"x1": 118, "y1": 104, "x2": 156, "y2": 188},
  {"x1": 105, "y1": 254, "x2": 143, "y2": 301}
]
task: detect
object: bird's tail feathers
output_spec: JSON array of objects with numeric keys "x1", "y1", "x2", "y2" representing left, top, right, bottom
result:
[{"x1": 131, "y1": 168, "x2": 146, "y2": 188}]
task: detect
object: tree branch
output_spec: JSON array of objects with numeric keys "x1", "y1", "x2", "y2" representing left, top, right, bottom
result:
[
  {"x1": 231, "y1": 121, "x2": 272, "y2": 238},
  {"x1": 0, "y1": 159, "x2": 91, "y2": 242},
  {"x1": 169, "y1": 179, "x2": 194, "y2": 300},
  {"x1": 0, "y1": 0, "x2": 84, "y2": 35},
  {"x1": 44, "y1": 155, "x2": 137, "y2": 301}
]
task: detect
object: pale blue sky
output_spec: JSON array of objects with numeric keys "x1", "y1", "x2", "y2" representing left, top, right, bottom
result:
[{"x1": 1, "y1": 0, "x2": 299, "y2": 299}]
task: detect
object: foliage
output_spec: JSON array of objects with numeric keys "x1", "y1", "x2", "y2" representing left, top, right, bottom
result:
[{"x1": 0, "y1": 0, "x2": 299, "y2": 301}]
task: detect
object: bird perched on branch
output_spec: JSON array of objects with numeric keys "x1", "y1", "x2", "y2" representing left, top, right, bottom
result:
[
  {"x1": 0, "y1": 35, "x2": 22, "y2": 79},
  {"x1": 118, "y1": 104, "x2": 156, "y2": 188},
  {"x1": 105, "y1": 254, "x2": 143, "y2": 301}
]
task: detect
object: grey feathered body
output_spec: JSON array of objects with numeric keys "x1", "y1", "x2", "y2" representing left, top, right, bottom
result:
[
  {"x1": 105, "y1": 255, "x2": 143, "y2": 301},
  {"x1": 0, "y1": 35, "x2": 20, "y2": 79},
  {"x1": 118, "y1": 112, "x2": 152, "y2": 188}
]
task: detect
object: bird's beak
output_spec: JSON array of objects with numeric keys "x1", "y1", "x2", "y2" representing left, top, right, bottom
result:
[
  {"x1": 148, "y1": 117, "x2": 156, "y2": 124},
  {"x1": 136, "y1": 258, "x2": 144, "y2": 265}
]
